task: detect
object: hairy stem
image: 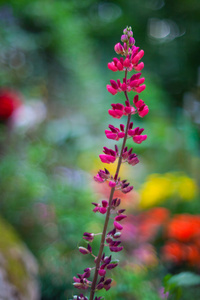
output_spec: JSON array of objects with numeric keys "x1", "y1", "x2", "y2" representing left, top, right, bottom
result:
[{"x1": 89, "y1": 93, "x2": 131, "y2": 300}]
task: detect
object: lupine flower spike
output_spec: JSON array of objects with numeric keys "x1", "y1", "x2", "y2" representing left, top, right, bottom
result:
[{"x1": 72, "y1": 26, "x2": 149, "y2": 300}]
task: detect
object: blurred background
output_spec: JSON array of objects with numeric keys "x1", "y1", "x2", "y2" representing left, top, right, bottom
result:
[{"x1": 0, "y1": 0, "x2": 199, "y2": 299}]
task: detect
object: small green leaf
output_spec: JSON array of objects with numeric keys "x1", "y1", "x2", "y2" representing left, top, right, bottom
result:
[{"x1": 168, "y1": 272, "x2": 200, "y2": 287}]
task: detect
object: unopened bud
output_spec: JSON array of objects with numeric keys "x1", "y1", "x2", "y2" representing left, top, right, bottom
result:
[{"x1": 79, "y1": 247, "x2": 90, "y2": 255}]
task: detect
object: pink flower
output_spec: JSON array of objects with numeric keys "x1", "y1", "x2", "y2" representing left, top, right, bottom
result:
[
  {"x1": 127, "y1": 153, "x2": 140, "y2": 166},
  {"x1": 99, "y1": 146, "x2": 119, "y2": 164},
  {"x1": 111, "y1": 41, "x2": 144, "y2": 71},
  {"x1": 122, "y1": 147, "x2": 140, "y2": 166},
  {"x1": 128, "y1": 126, "x2": 147, "y2": 144},
  {"x1": 108, "y1": 102, "x2": 136, "y2": 119},
  {"x1": 108, "y1": 103, "x2": 125, "y2": 118},
  {"x1": 94, "y1": 168, "x2": 110, "y2": 183},
  {"x1": 105, "y1": 124, "x2": 125, "y2": 140},
  {"x1": 73, "y1": 269, "x2": 92, "y2": 290},
  {"x1": 133, "y1": 95, "x2": 149, "y2": 117},
  {"x1": 107, "y1": 73, "x2": 146, "y2": 95},
  {"x1": 92, "y1": 200, "x2": 108, "y2": 214}
]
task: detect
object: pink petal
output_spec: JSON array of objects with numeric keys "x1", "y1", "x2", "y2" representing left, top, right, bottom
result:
[
  {"x1": 99, "y1": 207, "x2": 107, "y2": 214},
  {"x1": 102, "y1": 200, "x2": 108, "y2": 208},
  {"x1": 118, "y1": 132, "x2": 125, "y2": 138},
  {"x1": 108, "y1": 109, "x2": 123, "y2": 118},
  {"x1": 134, "y1": 62, "x2": 144, "y2": 71},
  {"x1": 109, "y1": 181, "x2": 116, "y2": 188},
  {"x1": 115, "y1": 214, "x2": 127, "y2": 222},
  {"x1": 113, "y1": 221, "x2": 123, "y2": 230},
  {"x1": 121, "y1": 83, "x2": 127, "y2": 91},
  {"x1": 99, "y1": 154, "x2": 116, "y2": 164},
  {"x1": 106, "y1": 85, "x2": 117, "y2": 95},
  {"x1": 117, "y1": 61, "x2": 123, "y2": 70},
  {"x1": 133, "y1": 135, "x2": 147, "y2": 144},
  {"x1": 136, "y1": 84, "x2": 146, "y2": 93},
  {"x1": 110, "y1": 79, "x2": 118, "y2": 89},
  {"x1": 138, "y1": 105, "x2": 149, "y2": 117},
  {"x1": 98, "y1": 269, "x2": 106, "y2": 276},
  {"x1": 108, "y1": 62, "x2": 117, "y2": 72}
]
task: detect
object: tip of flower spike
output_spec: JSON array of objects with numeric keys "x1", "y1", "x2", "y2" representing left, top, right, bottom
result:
[{"x1": 123, "y1": 26, "x2": 133, "y2": 37}]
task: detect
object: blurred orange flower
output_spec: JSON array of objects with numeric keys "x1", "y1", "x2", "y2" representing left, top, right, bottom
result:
[{"x1": 162, "y1": 214, "x2": 200, "y2": 267}]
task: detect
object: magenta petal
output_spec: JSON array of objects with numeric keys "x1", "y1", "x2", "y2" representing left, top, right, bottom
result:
[
  {"x1": 106, "y1": 85, "x2": 117, "y2": 95},
  {"x1": 99, "y1": 154, "x2": 116, "y2": 164},
  {"x1": 118, "y1": 132, "x2": 125, "y2": 138},
  {"x1": 73, "y1": 276, "x2": 80, "y2": 283},
  {"x1": 99, "y1": 207, "x2": 107, "y2": 214},
  {"x1": 136, "y1": 84, "x2": 146, "y2": 93},
  {"x1": 115, "y1": 214, "x2": 127, "y2": 222},
  {"x1": 108, "y1": 109, "x2": 124, "y2": 118},
  {"x1": 134, "y1": 62, "x2": 144, "y2": 71},
  {"x1": 108, "y1": 62, "x2": 117, "y2": 72},
  {"x1": 113, "y1": 221, "x2": 123, "y2": 230},
  {"x1": 98, "y1": 269, "x2": 106, "y2": 276},
  {"x1": 102, "y1": 200, "x2": 108, "y2": 208},
  {"x1": 138, "y1": 105, "x2": 149, "y2": 117},
  {"x1": 133, "y1": 135, "x2": 147, "y2": 144},
  {"x1": 109, "y1": 181, "x2": 116, "y2": 188},
  {"x1": 110, "y1": 79, "x2": 118, "y2": 89}
]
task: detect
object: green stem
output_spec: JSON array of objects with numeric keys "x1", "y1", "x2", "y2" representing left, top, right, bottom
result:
[{"x1": 89, "y1": 93, "x2": 131, "y2": 300}]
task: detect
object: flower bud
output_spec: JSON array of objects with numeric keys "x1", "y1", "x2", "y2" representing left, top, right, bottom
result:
[
  {"x1": 83, "y1": 232, "x2": 94, "y2": 242},
  {"x1": 79, "y1": 247, "x2": 90, "y2": 255},
  {"x1": 113, "y1": 232, "x2": 121, "y2": 239},
  {"x1": 98, "y1": 269, "x2": 106, "y2": 276},
  {"x1": 121, "y1": 34, "x2": 128, "y2": 42},
  {"x1": 113, "y1": 221, "x2": 123, "y2": 230},
  {"x1": 115, "y1": 214, "x2": 127, "y2": 222},
  {"x1": 114, "y1": 43, "x2": 123, "y2": 54}
]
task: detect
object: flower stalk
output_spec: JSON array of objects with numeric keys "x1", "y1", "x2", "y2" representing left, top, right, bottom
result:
[{"x1": 72, "y1": 26, "x2": 149, "y2": 300}]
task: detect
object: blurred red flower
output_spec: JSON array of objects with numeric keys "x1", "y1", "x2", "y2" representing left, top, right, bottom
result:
[{"x1": 0, "y1": 89, "x2": 22, "y2": 121}]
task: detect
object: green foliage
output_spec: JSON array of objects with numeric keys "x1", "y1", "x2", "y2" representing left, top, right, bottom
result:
[
  {"x1": 100, "y1": 268, "x2": 161, "y2": 300},
  {"x1": 164, "y1": 272, "x2": 200, "y2": 300}
]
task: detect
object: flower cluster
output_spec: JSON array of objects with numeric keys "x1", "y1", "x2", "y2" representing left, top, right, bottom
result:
[
  {"x1": 105, "y1": 123, "x2": 147, "y2": 144},
  {"x1": 108, "y1": 94, "x2": 148, "y2": 118},
  {"x1": 72, "y1": 26, "x2": 149, "y2": 300},
  {"x1": 107, "y1": 73, "x2": 145, "y2": 95}
]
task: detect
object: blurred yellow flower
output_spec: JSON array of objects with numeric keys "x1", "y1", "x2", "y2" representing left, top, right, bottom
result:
[
  {"x1": 176, "y1": 175, "x2": 198, "y2": 200},
  {"x1": 139, "y1": 174, "x2": 173, "y2": 208},
  {"x1": 139, "y1": 173, "x2": 198, "y2": 209}
]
